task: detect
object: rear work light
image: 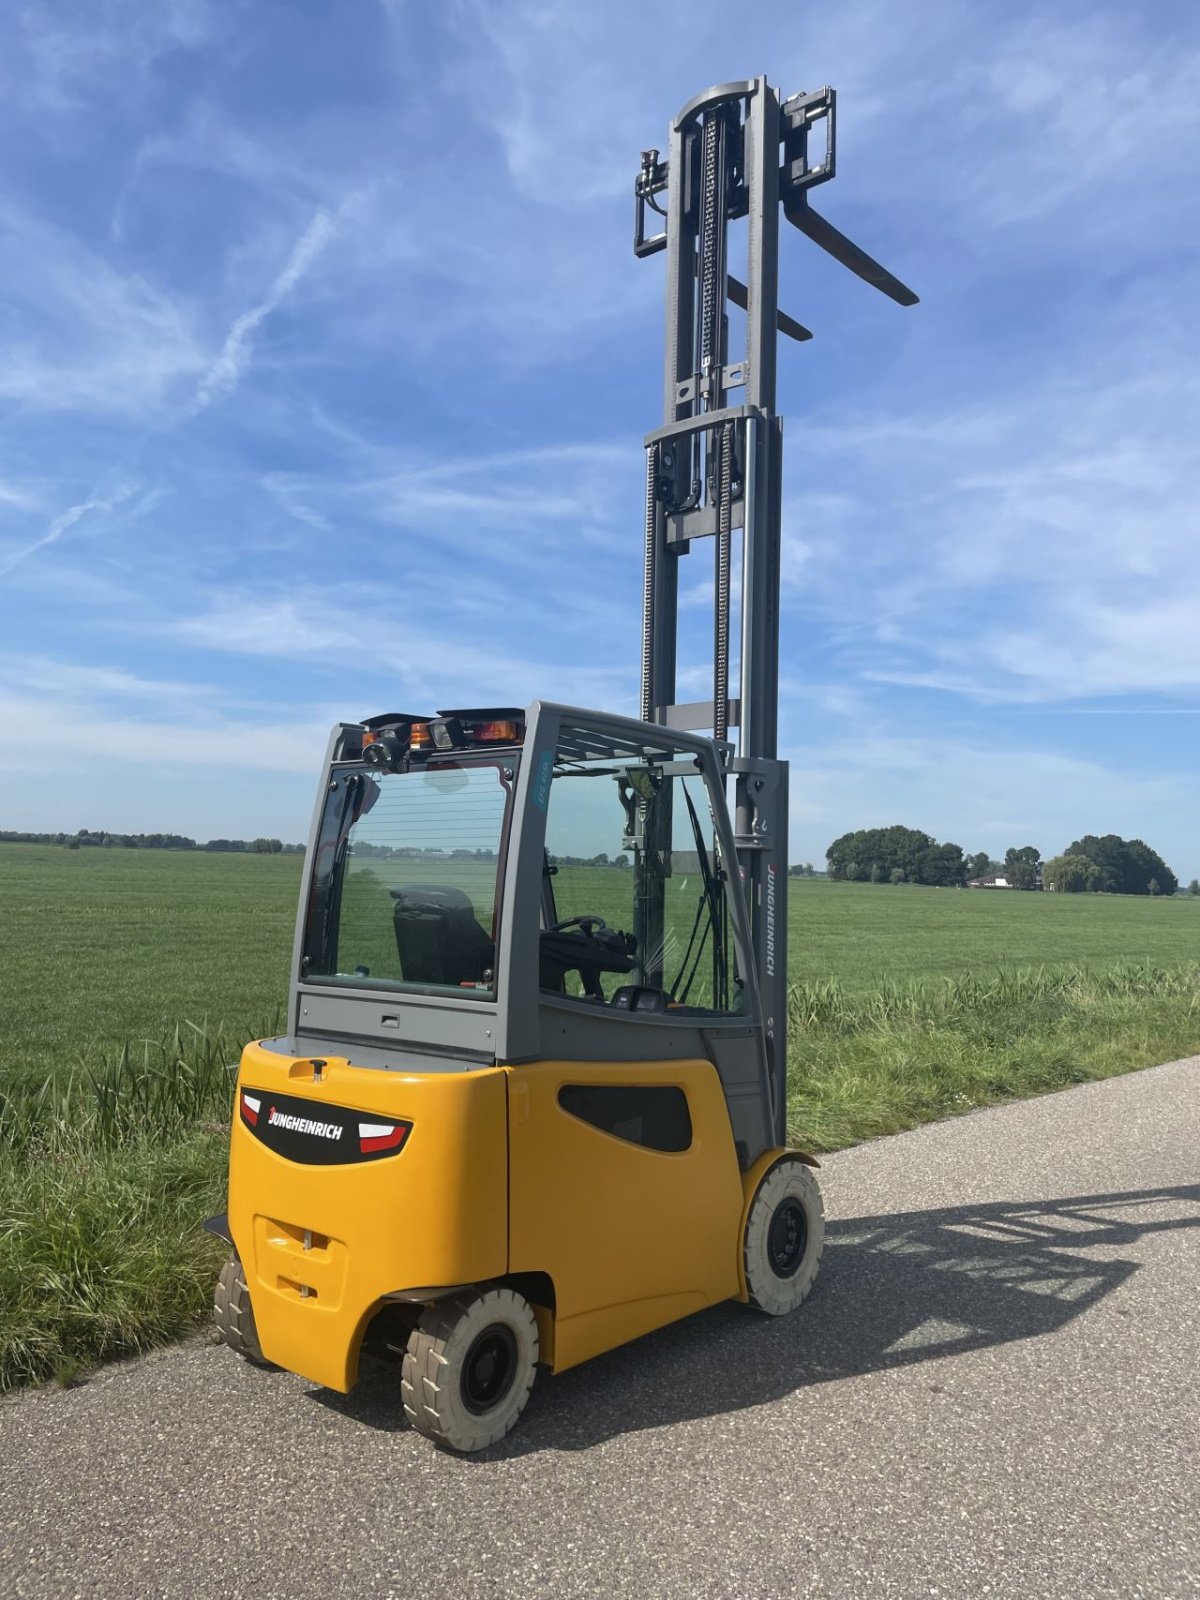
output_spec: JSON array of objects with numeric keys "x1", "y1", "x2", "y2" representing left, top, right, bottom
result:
[{"x1": 428, "y1": 708, "x2": 526, "y2": 749}]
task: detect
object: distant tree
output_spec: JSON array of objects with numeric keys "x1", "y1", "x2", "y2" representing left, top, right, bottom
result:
[
  {"x1": 1043, "y1": 854, "x2": 1099, "y2": 893},
  {"x1": 827, "y1": 826, "x2": 965, "y2": 888},
  {"x1": 1064, "y1": 834, "x2": 1178, "y2": 897},
  {"x1": 889, "y1": 867, "x2": 905, "y2": 885},
  {"x1": 1003, "y1": 845, "x2": 1042, "y2": 891},
  {"x1": 967, "y1": 851, "x2": 991, "y2": 880},
  {"x1": 1124, "y1": 839, "x2": 1178, "y2": 898},
  {"x1": 1189, "y1": 879, "x2": 1200, "y2": 897},
  {"x1": 918, "y1": 841, "x2": 968, "y2": 887}
]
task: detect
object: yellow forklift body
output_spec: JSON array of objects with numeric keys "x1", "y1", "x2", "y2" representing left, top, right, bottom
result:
[
  {"x1": 229, "y1": 1040, "x2": 509, "y2": 1392},
  {"x1": 229, "y1": 1042, "x2": 754, "y2": 1391},
  {"x1": 506, "y1": 1057, "x2": 744, "y2": 1372}
]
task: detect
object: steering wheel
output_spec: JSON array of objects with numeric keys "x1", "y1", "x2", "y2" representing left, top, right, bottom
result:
[{"x1": 548, "y1": 915, "x2": 608, "y2": 936}]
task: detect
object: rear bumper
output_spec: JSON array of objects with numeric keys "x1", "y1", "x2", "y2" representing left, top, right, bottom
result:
[{"x1": 226, "y1": 1040, "x2": 508, "y2": 1391}]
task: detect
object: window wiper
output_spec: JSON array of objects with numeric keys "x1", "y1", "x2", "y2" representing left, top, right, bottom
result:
[
  {"x1": 319, "y1": 774, "x2": 365, "y2": 970},
  {"x1": 679, "y1": 781, "x2": 728, "y2": 1008}
]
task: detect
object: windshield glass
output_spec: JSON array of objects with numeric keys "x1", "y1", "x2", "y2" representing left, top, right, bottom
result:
[{"x1": 302, "y1": 759, "x2": 515, "y2": 997}]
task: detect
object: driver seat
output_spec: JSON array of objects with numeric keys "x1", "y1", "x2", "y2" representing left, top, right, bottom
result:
[{"x1": 391, "y1": 885, "x2": 494, "y2": 987}]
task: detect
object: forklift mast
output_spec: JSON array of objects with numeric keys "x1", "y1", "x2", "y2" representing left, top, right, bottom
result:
[{"x1": 633, "y1": 78, "x2": 916, "y2": 1140}]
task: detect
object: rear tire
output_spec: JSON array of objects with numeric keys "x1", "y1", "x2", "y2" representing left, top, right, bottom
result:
[
  {"x1": 743, "y1": 1158, "x2": 825, "y2": 1315},
  {"x1": 401, "y1": 1287, "x2": 538, "y2": 1453},
  {"x1": 213, "y1": 1256, "x2": 274, "y2": 1367}
]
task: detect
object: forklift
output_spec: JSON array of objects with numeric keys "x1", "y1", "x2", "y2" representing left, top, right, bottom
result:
[{"x1": 207, "y1": 76, "x2": 916, "y2": 1452}]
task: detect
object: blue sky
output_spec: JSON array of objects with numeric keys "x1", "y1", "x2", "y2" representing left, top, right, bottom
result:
[{"x1": 1, "y1": 0, "x2": 1198, "y2": 875}]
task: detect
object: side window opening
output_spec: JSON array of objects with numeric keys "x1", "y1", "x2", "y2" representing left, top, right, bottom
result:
[
  {"x1": 558, "y1": 1084, "x2": 693, "y2": 1152},
  {"x1": 539, "y1": 724, "x2": 744, "y2": 1016}
]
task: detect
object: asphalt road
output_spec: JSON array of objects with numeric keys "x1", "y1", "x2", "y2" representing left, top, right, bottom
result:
[{"x1": 3, "y1": 1057, "x2": 1199, "y2": 1600}]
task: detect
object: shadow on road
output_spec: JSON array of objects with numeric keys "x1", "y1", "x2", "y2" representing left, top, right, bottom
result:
[{"x1": 311, "y1": 1182, "x2": 1200, "y2": 1454}]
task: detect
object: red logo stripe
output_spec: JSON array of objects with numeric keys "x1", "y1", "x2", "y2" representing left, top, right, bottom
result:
[{"x1": 359, "y1": 1125, "x2": 409, "y2": 1154}]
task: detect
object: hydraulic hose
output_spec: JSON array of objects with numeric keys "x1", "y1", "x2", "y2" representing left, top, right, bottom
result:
[
  {"x1": 640, "y1": 441, "x2": 659, "y2": 723},
  {"x1": 714, "y1": 423, "x2": 733, "y2": 741}
]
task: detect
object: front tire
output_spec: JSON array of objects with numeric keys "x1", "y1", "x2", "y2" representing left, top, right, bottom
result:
[
  {"x1": 401, "y1": 1287, "x2": 539, "y2": 1453},
  {"x1": 743, "y1": 1158, "x2": 825, "y2": 1315}
]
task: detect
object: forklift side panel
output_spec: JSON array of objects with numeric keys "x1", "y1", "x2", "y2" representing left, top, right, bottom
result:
[
  {"x1": 506, "y1": 1057, "x2": 743, "y2": 1372},
  {"x1": 228, "y1": 1040, "x2": 508, "y2": 1392}
]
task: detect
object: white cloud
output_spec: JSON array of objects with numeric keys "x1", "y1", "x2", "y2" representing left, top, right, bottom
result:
[
  {"x1": 7, "y1": 1, "x2": 213, "y2": 115},
  {"x1": 0, "y1": 198, "x2": 206, "y2": 416},
  {"x1": 783, "y1": 352, "x2": 1200, "y2": 704},
  {"x1": 193, "y1": 210, "x2": 335, "y2": 410},
  {"x1": 261, "y1": 473, "x2": 333, "y2": 534},
  {"x1": 0, "y1": 484, "x2": 138, "y2": 579},
  {"x1": 975, "y1": 14, "x2": 1200, "y2": 226},
  {"x1": 0, "y1": 480, "x2": 42, "y2": 513},
  {"x1": 166, "y1": 587, "x2": 636, "y2": 714}
]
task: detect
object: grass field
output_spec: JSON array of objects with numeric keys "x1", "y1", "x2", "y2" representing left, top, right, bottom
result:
[
  {"x1": 786, "y1": 877, "x2": 1200, "y2": 988},
  {"x1": 2, "y1": 841, "x2": 1199, "y2": 1391},
  {"x1": 1, "y1": 845, "x2": 300, "y2": 1085},
  {"x1": 3, "y1": 844, "x2": 1197, "y2": 1081}
]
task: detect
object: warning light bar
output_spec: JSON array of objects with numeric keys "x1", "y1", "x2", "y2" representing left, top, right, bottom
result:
[{"x1": 353, "y1": 708, "x2": 525, "y2": 770}]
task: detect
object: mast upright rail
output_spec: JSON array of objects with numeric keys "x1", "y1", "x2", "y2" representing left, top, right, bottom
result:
[{"x1": 634, "y1": 77, "x2": 917, "y2": 1141}]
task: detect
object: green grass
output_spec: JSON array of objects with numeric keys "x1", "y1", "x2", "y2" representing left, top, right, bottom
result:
[
  {"x1": 0, "y1": 844, "x2": 298, "y2": 1086},
  {"x1": 785, "y1": 877, "x2": 1200, "y2": 990},
  {"x1": 787, "y1": 962, "x2": 1200, "y2": 1150},
  {"x1": 2, "y1": 842, "x2": 1199, "y2": 1393},
  {"x1": 0, "y1": 1129, "x2": 228, "y2": 1392}
]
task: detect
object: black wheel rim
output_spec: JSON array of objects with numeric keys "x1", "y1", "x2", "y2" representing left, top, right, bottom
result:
[
  {"x1": 768, "y1": 1197, "x2": 808, "y2": 1279},
  {"x1": 461, "y1": 1323, "x2": 519, "y2": 1415}
]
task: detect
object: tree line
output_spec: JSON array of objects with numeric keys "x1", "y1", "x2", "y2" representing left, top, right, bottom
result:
[
  {"x1": 0, "y1": 830, "x2": 304, "y2": 854},
  {"x1": 824, "y1": 826, "x2": 1179, "y2": 895}
]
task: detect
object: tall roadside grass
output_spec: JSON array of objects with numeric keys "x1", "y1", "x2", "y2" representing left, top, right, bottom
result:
[
  {"x1": 787, "y1": 962, "x2": 1200, "y2": 1150},
  {"x1": 2, "y1": 965, "x2": 1199, "y2": 1394},
  {"x1": 0, "y1": 1023, "x2": 261, "y2": 1392}
]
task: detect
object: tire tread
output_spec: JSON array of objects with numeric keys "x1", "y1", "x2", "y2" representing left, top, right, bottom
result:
[
  {"x1": 213, "y1": 1256, "x2": 273, "y2": 1367},
  {"x1": 743, "y1": 1157, "x2": 826, "y2": 1316},
  {"x1": 401, "y1": 1288, "x2": 538, "y2": 1453}
]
